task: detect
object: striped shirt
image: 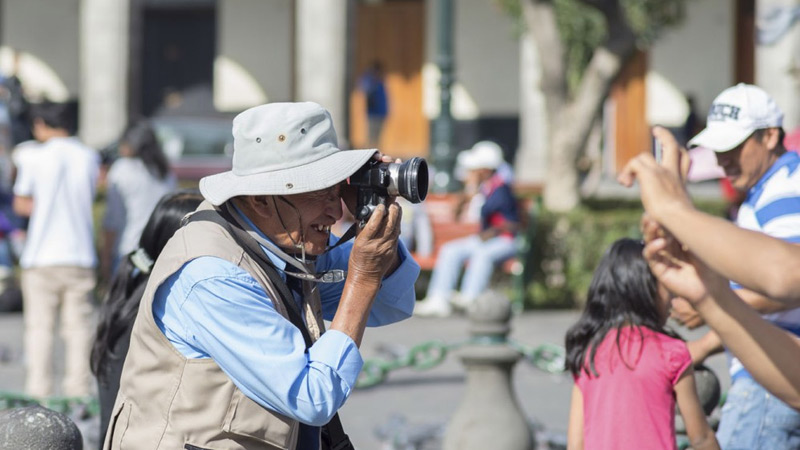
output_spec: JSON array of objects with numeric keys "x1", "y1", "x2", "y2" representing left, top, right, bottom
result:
[{"x1": 731, "y1": 151, "x2": 800, "y2": 379}]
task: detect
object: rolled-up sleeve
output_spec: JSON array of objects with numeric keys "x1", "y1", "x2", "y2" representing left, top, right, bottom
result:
[
  {"x1": 153, "y1": 257, "x2": 363, "y2": 426},
  {"x1": 12, "y1": 162, "x2": 33, "y2": 197}
]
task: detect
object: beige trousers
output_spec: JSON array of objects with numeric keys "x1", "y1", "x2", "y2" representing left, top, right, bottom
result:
[{"x1": 21, "y1": 266, "x2": 96, "y2": 398}]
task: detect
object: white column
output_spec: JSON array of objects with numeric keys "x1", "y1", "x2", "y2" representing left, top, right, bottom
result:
[
  {"x1": 295, "y1": 0, "x2": 349, "y2": 144},
  {"x1": 79, "y1": 0, "x2": 130, "y2": 148},
  {"x1": 514, "y1": 32, "x2": 547, "y2": 185},
  {"x1": 755, "y1": 0, "x2": 800, "y2": 131}
]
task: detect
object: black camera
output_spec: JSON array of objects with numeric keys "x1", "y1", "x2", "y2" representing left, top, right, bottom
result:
[{"x1": 349, "y1": 157, "x2": 428, "y2": 224}]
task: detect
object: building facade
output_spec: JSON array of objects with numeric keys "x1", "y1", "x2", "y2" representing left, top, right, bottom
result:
[{"x1": 1, "y1": 0, "x2": 798, "y2": 188}]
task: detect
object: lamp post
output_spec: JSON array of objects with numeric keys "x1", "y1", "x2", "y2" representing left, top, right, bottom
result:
[{"x1": 431, "y1": 0, "x2": 459, "y2": 193}]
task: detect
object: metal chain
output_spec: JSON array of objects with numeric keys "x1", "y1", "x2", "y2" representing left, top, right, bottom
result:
[
  {"x1": 0, "y1": 390, "x2": 100, "y2": 417},
  {"x1": 0, "y1": 343, "x2": 566, "y2": 405},
  {"x1": 358, "y1": 339, "x2": 468, "y2": 388},
  {"x1": 357, "y1": 338, "x2": 567, "y2": 388},
  {"x1": 508, "y1": 340, "x2": 566, "y2": 374}
]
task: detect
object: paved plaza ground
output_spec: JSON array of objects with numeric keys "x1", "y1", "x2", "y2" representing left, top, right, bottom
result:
[{"x1": 0, "y1": 309, "x2": 728, "y2": 449}]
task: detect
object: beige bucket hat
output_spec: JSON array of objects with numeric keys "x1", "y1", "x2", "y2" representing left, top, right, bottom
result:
[{"x1": 200, "y1": 102, "x2": 376, "y2": 205}]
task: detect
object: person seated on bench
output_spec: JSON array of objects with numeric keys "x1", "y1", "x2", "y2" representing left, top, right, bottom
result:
[
  {"x1": 415, "y1": 141, "x2": 520, "y2": 317},
  {"x1": 399, "y1": 197, "x2": 434, "y2": 259}
]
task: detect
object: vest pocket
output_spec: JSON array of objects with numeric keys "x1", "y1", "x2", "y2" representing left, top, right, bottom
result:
[
  {"x1": 223, "y1": 389, "x2": 297, "y2": 449},
  {"x1": 105, "y1": 401, "x2": 131, "y2": 449}
]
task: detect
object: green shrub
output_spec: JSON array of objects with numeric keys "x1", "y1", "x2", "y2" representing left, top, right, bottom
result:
[{"x1": 520, "y1": 198, "x2": 727, "y2": 310}]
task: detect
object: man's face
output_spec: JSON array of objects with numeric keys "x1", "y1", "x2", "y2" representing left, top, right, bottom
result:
[
  {"x1": 714, "y1": 131, "x2": 777, "y2": 192},
  {"x1": 467, "y1": 168, "x2": 494, "y2": 185},
  {"x1": 260, "y1": 182, "x2": 345, "y2": 256}
]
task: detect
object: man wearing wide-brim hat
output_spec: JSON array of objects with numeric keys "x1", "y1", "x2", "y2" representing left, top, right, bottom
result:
[{"x1": 104, "y1": 102, "x2": 419, "y2": 450}]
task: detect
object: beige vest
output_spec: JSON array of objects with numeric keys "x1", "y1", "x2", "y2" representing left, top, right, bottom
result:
[{"x1": 104, "y1": 204, "x2": 327, "y2": 450}]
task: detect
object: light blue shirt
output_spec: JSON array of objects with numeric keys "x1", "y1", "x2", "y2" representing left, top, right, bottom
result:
[{"x1": 152, "y1": 213, "x2": 419, "y2": 433}]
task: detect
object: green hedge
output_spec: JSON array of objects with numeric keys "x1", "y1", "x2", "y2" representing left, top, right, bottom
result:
[{"x1": 519, "y1": 198, "x2": 727, "y2": 310}]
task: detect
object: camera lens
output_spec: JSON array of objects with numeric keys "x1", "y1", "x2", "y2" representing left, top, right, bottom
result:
[{"x1": 396, "y1": 157, "x2": 428, "y2": 203}]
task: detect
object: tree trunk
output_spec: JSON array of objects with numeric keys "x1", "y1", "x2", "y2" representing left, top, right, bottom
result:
[
  {"x1": 515, "y1": 1, "x2": 565, "y2": 188},
  {"x1": 545, "y1": 45, "x2": 631, "y2": 211},
  {"x1": 522, "y1": 0, "x2": 638, "y2": 212},
  {"x1": 522, "y1": 1, "x2": 566, "y2": 126}
]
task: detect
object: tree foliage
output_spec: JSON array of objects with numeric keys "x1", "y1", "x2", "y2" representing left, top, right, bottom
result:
[
  {"x1": 552, "y1": 0, "x2": 605, "y2": 94},
  {"x1": 622, "y1": 0, "x2": 686, "y2": 44},
  {"x1": 498, "y1": 0, "x2": 688, "y2": 212},
  {"x1": 498, "y1": 0, "x2": 686, "y2": 94}
]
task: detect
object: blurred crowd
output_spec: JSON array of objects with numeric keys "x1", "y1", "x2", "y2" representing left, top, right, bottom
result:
[{"x1": 3, "y1": 46, "x2": 800, "y2": 449}]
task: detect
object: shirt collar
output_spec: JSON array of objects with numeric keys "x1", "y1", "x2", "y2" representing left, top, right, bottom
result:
[{"x1": 746, "y1": 151, "x2": 800, "y2": 206}]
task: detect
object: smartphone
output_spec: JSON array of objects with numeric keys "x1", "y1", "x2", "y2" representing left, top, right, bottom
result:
[{"x1": 653, "y1": 137, "x2": 662, "y2": 164}]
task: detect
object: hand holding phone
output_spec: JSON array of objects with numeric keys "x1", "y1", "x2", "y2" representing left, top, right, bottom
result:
[{"x1": 653, "y1": 137, "x2": 663, "y2": 164}]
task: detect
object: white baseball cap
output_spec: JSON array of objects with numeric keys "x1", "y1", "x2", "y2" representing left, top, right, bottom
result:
[
  {"x1": 200, "y1": 102, "x2": 376, "y2": 205},
  {"x1": 688, "y1": 83, "x2": 784, "y2": 152},
  {"x1": 458, "y1": 141, "x2": 505, "y2": 171}
]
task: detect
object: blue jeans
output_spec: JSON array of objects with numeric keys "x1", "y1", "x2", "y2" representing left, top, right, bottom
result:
[
  {"x1": 716, "y1": 376, "x2": 800, "y2": 449},
  {"x1": 425, "y1": 234, "x2": 519, "y2": 302}
]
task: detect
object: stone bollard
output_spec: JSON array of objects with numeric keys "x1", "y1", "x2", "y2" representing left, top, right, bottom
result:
[
  {"x1": 694, "y1": 365, "x2": 721, "y2": 416},
  {"x1": 443, "y1": 291, "x2": 534, "y2": 450},
  {"x1": 676, "y1": 365, "x2": 723, "y2": 435},
  {"x1": 0, "y1": 405, "x2": 83, "y2": 450}
]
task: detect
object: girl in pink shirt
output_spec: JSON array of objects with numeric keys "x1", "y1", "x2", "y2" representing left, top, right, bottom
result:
[{"x1": 565, "y1": 238, "x2": 719, "y2": 450}]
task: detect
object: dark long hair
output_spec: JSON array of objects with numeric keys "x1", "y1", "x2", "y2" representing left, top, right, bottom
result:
[
  {"x1": 122, "y1": 120, "x2": 171, "y2": 180},
  {"x1": 564, "y1": 238, "x2": 674, "y2": 378},
  {"x1": 90, "y1": 190, "x2": 203, "y2": 379}
]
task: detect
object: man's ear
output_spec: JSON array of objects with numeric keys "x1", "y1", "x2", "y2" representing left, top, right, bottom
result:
[
  {"x1": 253, "y1": 196, "x2": 274, "y2": 217},
  {"x1": 763, "y1": 127, "x2": 782, "y2": 151},
  {"x1": 234, "y1": 195, "x2": 273, "y2": 219}
]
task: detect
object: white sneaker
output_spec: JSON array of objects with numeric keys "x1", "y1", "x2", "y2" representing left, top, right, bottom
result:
[
  {"x1": 449, "y1": 294, "x2": 473, "y2": 311},
  {"x1": 413, "y1": 298, "x2": 452, "y2": 318}
]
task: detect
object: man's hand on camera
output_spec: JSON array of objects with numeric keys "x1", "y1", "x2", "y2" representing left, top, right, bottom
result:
[
  {"x1": 349, "y1": 202, "x2": 402, "y2": 280},
  {"x1": 341, "y1": 152, "x2": 402, "y2": 218}
]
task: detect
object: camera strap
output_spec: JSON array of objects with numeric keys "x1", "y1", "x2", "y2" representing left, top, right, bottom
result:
[
  {"x1": 185, "y1": 206, "x2": 308, "y2": 327},
  {"x1": 328, "y1": 223, "x2": 357, "y2": 251},
  {"x1": 186, "y1": 206, "x2": 354, "y2": 450},
  {"x1": 222, "y1": 202, "x2": 350, "y2": 284}
]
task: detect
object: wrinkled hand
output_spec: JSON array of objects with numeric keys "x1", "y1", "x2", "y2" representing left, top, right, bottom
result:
[
  {"x1": 617, "y1": 127, "x2": 694, "y2": 222},
  {"x1": 348, "y1": 202, "x2": 402, "y2": 281},
  {"x1": 670, "y1": 297, "x2": 706, "y2": 329}
]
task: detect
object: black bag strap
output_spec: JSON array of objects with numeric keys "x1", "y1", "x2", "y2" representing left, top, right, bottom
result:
[
  {"x1": 320, "y1": 414, "x2": 353, "y2": 450},
  {"x1": 186, "y1": 207, "x2": 354, "y2": 450},
  {"x1": 188, "y1": 208, "x2": 311, "y2": 344}
]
